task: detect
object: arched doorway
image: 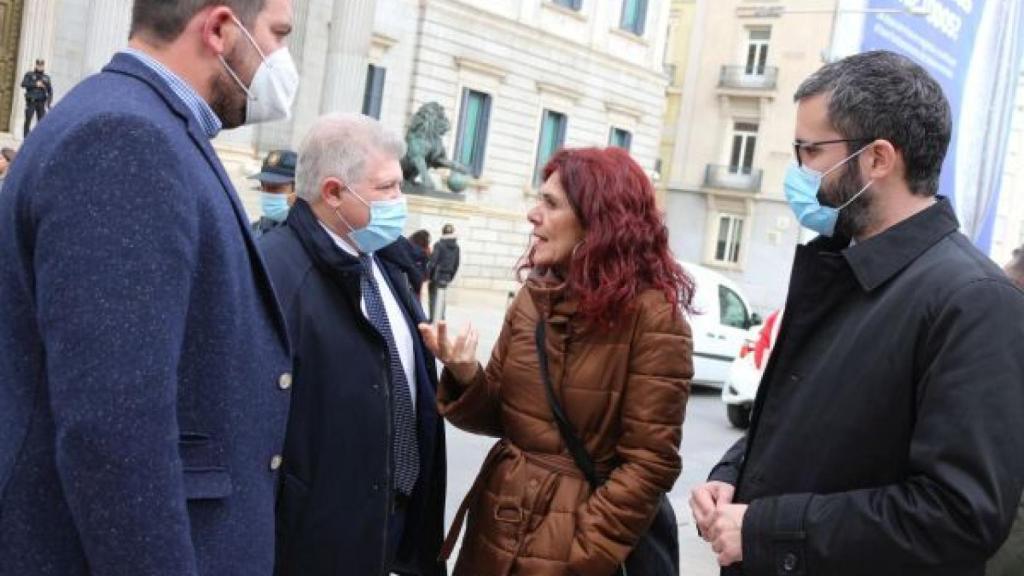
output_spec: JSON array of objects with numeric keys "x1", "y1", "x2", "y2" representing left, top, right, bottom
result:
[{"x1": 0, "y1": 0, "x2": 24, "y2": 134}]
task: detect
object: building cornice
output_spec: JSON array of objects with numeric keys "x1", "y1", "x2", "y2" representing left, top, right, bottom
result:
[
  {"x1": 371, "y1": 32, "x2": 399, "y2": 52},
  {"x1": 536, "y1": 81, "x2": 583, "y2": 103},
  {"x1": 454, "y1": 56, "x2": 510, "y2": 82}
]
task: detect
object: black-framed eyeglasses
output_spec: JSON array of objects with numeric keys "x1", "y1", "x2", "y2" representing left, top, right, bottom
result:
[{"x1": 792, "y1": 138, "x2": 874, "y2": 168}]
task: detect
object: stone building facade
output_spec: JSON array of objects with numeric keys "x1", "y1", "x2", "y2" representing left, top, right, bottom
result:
[{"x1": 1, "y1": 0, "x2": 672, "y2": 294}]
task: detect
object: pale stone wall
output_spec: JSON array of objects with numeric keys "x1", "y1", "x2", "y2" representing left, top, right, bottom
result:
[{"x1": 7, "y1": 0, "x2": 672, "y2": 298}]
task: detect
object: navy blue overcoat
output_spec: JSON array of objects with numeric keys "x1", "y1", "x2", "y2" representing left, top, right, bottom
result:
[{"x1": 0, "y1": 53, "x2": 292, "y2": 575}]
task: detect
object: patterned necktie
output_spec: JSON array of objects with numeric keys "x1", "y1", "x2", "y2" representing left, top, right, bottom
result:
[{"x1": 358, "y1": 254, "x2": 419, "y2": 495}]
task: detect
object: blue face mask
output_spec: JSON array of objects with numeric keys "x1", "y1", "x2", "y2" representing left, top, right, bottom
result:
[
  {"x1": 784, "y1": 145, "x2": 872, "y2": 237},
  {"x1": 336, "y1": 187, "x2": 407, "y2": 253},
  {"x1": 260, "y1": 192, "x2": 290, "y2": 223}
]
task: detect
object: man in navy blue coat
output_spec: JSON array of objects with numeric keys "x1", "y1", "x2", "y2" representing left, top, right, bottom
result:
[
  {"x1": 0, "y1": 1, "x2": 297, "y2": 574},
  {"x1": 260, "y1": 114, "x2": 446, "y2": 576}
]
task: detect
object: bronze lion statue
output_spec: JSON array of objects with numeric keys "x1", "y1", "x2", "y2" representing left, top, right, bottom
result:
[{"x1": 401, "y1": 102, "x2": 466, "y2": 192}]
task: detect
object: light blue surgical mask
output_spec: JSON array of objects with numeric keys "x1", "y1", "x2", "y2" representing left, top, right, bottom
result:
[
  {"x1": 260, "y1": 192, "x2": 290, "y2": 222},
  {"x1": 784, "y1": 145, "x2": 873, "y2": 237},
  {"x1": 335, "y1": 187, "x2": 407, "y2": 253}
]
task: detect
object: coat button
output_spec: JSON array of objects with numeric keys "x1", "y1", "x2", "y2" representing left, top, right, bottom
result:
[
  {"x1": 782, "y1": 552, "x2": 798, "y2": 572},
  {"x1": 270, "y1": 454, "x2": 283, "y2": 471},
  {"x1": 372, "y1": 482, "x2": 381, "y2": 492},
  {"x1": 278, "y1": 373, "x2": 293, "y2": 390},
  {"x1": 528, "y1": 479, "x2": 539, "y2": 491}
]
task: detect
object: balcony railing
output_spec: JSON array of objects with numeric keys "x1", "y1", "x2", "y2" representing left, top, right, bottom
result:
[
  {"x1": 718, "y1": 65, "x2": 779, "y2": 90},
  {"x1": 704, "y1": 164, "x2": 763, "y2": 192}
]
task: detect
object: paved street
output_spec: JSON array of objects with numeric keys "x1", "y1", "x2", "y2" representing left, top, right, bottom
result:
[{"x1": 439, "y1": 289, "x2": 744, "y2": 575}]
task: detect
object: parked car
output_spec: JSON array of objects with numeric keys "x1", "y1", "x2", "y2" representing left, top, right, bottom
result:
[
  {"x1": 721, "y1": 309, "x2": 782, "y2": 428},
  {"x1": 679, "y1": 262, "x2": 760, "y2": 389}
]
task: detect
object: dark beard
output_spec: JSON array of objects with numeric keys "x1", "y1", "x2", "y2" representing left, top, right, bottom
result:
[
  {"x1": 818, "y1": 162, "x2": 873, "y2": 238},
  {"x1": 210, "y1": 45, "x2": 250, "y2": 129}
]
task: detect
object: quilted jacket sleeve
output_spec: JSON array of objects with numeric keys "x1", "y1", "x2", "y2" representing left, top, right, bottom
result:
[
  {"x1": 436, "y1": 290, "x2": 523, "y2": 437},
  {"x1": 568, "y1": 293, "x2": 694, "y2": 575}
]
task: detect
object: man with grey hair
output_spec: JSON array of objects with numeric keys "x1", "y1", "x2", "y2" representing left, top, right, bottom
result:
[
  {"x1": 691, "y1": 50, "x2": 1024, "y2": 575},
  {"x1": 259, "y1": 113, "x2": 446, "y2": 576}
]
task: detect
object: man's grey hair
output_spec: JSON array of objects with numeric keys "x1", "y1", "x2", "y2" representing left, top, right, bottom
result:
[
  {"x1": 794, "y1": 50, "x2": 951, "y2": 197},
  {"x1": 295, "y1": 113, "x2": 407, "y2": 202}
]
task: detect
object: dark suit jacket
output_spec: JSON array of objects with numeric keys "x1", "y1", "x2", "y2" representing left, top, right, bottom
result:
[
  {"x1": 259, "y1": 200, "x2": 446, "y2": 576},
  {"x1": 0, "y1": 53, "x2": 292, "y2": 575}
]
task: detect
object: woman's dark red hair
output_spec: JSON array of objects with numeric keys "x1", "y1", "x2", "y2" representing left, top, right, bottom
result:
[{"x1": 525, "y1": 147, "x2": 695, "y2": 327}]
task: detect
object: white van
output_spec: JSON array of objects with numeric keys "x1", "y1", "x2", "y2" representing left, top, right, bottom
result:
[{"x1": 678, "y1": 261, "x2": 760, "y2": 388}]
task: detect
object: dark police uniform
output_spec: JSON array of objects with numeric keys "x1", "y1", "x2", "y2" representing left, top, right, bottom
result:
[
  {"x1": 249, "y1": 149, "x2": 297, "y2": 239},
  {"x1": 21, "y1": 68, "x2": 53, "y2": 137}
]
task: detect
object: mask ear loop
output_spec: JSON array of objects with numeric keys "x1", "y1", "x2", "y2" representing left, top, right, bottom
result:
[
  {"x1": 332, "y1": 184, "x2": 369, "y2": 252},
  {"x1": 822, "y1": 142, "x2": 875, "y2": 211},
  {"x1": 837, "y1": 179, "x2": 873, "y2": 211},
  {"x1": 217, "y1": 13, "x2": 270, "y2": 102},
  {"x1": 822, "y1": 142, "x2": 874, "y2": 177}
]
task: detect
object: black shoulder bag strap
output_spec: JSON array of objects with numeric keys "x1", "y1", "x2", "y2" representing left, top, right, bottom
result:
[{"x1": 534, "y1": 321, "x2": 602, "y2": 489}]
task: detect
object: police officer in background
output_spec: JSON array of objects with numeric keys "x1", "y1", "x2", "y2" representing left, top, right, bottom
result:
[
  {"x1": 249, "y1": 149, "x2": 297, "y2": 238},
  {"x1": 21, "y1": 59, "x2": 53, "y2": 137}
]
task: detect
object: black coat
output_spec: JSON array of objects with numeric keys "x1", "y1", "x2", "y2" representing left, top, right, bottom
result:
[
  {"x1": 259, "y1": 200, "x2": 446, "y2": 576},
  {"x1": 428, "y1": 237, "x2": 460, "y2": 286},
  {"x1": 710, "y1": 199, "x2": 1024, "y2": 576}
]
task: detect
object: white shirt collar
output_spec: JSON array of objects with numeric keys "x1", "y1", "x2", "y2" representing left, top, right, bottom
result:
[{"x1": 318, "y1": 221, "x2": 364, "y2": 258}]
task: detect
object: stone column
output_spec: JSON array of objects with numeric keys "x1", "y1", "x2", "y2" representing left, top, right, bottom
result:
[
  {"x1": 11, "y1": 0, "x2": 57, "y2": 137},
  {"x1": 83, "y1": 0, "x2": 133, "y2": 75},
  {"x1": 319, "y1": 0, "x2": 376, "y2": 114}
]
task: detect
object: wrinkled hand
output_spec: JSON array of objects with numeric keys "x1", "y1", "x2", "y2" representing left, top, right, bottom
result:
[
  {"x1": 690, "y1": 481, "x2": 735, "y2": 538},
  {"x1": 418, "y1": 320, "x2": 479, "y2": 384},
  {"x1": 706, "y1": 503, "x2": 746, "y2": 566}
]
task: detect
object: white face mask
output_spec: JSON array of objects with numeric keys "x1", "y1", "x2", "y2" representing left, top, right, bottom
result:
[{"x1": 219, "y1": 14, "x2": 299, "y2": 124}]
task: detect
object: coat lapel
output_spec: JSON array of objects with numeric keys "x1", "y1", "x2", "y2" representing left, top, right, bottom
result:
[{"x1": 101, "y1": 53, "x2": 291, "y2": 352}]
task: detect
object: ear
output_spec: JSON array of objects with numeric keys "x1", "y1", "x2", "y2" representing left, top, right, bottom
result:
[
  {"x1": 863, "y1": 139, "x2": 898, "y2": 181},
  {"x1": 199, "y1": 6, "x2": 236, "y2": 56},
  {"x1": 320, "y1": 178, "x2": 346, "y2": 208}
]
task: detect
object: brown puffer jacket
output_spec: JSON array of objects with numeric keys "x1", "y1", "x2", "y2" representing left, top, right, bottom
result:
[{"x1": 439, "y1": 277, "x2": 693, "y2": 576}]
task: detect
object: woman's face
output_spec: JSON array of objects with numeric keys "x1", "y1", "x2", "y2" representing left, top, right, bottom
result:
[{"x1": 527, "y1": 171, "x2": 585, "y2": 272}]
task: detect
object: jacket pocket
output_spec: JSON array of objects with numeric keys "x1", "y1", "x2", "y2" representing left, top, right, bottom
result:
[
  {"x1": 179, "y1": 432, "x2": 232, "y2": 500},
  {"x1": 182, "y1": 467, "x2": 233, "y2": 500}
]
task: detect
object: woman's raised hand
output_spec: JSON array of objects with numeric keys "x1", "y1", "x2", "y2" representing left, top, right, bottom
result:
[{"x1": 418, "y1": 321, "x2": 480, "y2": 384}]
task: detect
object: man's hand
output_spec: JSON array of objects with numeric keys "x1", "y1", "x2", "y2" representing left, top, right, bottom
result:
[
  {"x1": 35, "y1": 80, "x2": 44, "y2": 88},
  {"x1": 690, "y1": 481, "x2": 735, "y2": 539},
  {"x1": 707, "y1": 503, "x2": 747, "y2": 566},
  {"x1": 418, "y1": 320, "x2": 479, "y2": 384}
]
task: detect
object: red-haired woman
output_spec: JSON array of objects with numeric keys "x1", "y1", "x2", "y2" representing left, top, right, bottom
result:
[{"x1": 419, "y1": 146, "x2": 694, "y2": 576}]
